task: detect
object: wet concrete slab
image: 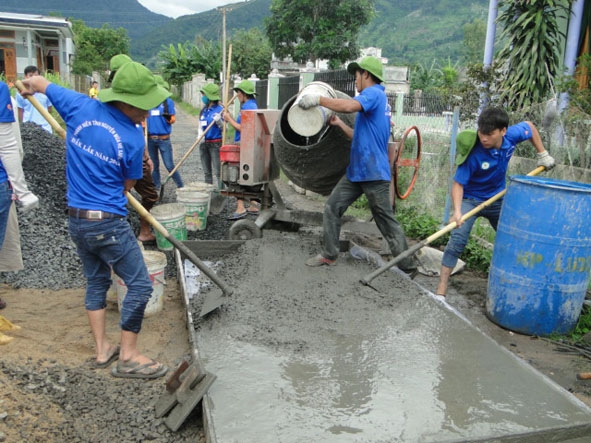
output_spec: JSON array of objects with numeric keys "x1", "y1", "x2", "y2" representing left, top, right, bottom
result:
[{"x1": 180, "y1": 233, "x2": 591, "y2": 442}]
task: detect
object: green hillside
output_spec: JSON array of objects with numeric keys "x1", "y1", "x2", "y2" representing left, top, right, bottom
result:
[{"x1": 1, "y1": 0, "x2": 489, "y2": 66}]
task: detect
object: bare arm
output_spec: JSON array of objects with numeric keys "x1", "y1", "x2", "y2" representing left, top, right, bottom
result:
[
  {"x1": 328, "y1": 115, "x2": 353, "y2": 140},
  {"x1": 20, "y1": 76, "x2": 51, "y2": 96},
  {"x1": 524, "y1": 121, "x2": 546, "y2": 154},
  {"x1": 319, "y1": 96, "x2": 363, "y2": 113},
  {"x1": 124, "y1": 179, "x2": 136, "y2": 193}
]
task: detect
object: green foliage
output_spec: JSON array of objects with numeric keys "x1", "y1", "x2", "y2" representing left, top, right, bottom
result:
[
  {"x1": 265, "y1": 0, "x2": 374, "y2": 65},
  {"x1": 410, "y1": 61, "x2": 442, "y2": 92},
  {"x1": 230, "y1": 28, "x2": 273, "y2": 79},
  {"x1": 396, "y1": 206, "x2": 449, "y2": 248},
  {"x1": 461, "y1": 18, "x2": 486, "y2": 64},
  {"x1": 71, "y1": 19, "x2": 130, "y2": 78},
  {"x1": 570, "y1": 306, "x2": 591, "y2": 342},
  {"x1": 158, "y1": 40, "x2": 221, "y2": 91},
  {"x1": 496, "y1": 0, "x2": 573, "y2": 110}
]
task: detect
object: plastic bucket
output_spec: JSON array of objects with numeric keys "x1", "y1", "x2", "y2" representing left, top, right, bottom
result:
[
  {"x1": 150, "y1": 203, "x2": 187, "y2": 251},
  {"x1": 287, "y1": 81, "x2": 337, "y2": 137},
  {"x1": 185, "y1": 181, "x2": 217, "y2": 214},
  {"x1": 116, "y1": 250, "x2": 167, "y2": 317},
  {"x1": 176, "y1": 189, "x2": 209, "y2": 231},
  {"x1": 487, "y1": 176, "x2": 591, "y2": 335}
]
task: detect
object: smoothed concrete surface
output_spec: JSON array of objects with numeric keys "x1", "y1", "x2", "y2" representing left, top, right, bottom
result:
[{"x1": 183, "y1": 231, "x2": 591, "y2": 442}]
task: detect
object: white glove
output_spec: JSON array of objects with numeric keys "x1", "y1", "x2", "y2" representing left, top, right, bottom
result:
[
  {"x1": 536, "y1": 150, "x2": 555, "y2": 170},
  {"x1": 212, "y1": 113, "x2": 221, "y2": 123},
  {"x1": 298, "y1": 94, "x2": 320, "y2": 110}
]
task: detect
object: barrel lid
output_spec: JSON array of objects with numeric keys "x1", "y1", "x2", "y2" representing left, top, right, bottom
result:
[{"x1": 510, "y1": 175, "x2": 591, "y2": 194}]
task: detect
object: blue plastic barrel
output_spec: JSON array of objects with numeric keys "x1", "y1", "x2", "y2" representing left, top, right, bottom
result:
[{"x1": 487, "y1": 176, "x2": 591, "y2": 335}]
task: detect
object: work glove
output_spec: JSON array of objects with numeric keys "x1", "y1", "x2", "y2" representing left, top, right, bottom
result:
[
  {"x1": 213, "y1": 113, "x2": 223, "y2": 128},
  {"x1": 298, "y1": 94, "x2": 320, "y2": 110},
  {"x1": 536, "y1": 150, "x2": 556, "y2": 170}
]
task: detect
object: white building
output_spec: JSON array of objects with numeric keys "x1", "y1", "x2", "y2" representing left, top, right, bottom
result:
[{"x1": 0, "y1": 12, "x2": 75, "y2": 83}]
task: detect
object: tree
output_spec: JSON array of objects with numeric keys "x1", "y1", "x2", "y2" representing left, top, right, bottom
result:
[
  {"x1": 158, "y1": 40, "x2": 221, "y2": 91},
  {"x1": 230, "y1": 28, "x2": 273, "y2": 79},
  {"x1": 496, "y1": 0, "x2": 574, "y2": 110},
  {"x1": 265, "y1": 0, "x2": 374, "y2": 65},
  {"x1": 71, "y1": 20, "x2": 130, "y2": 78},
  {"x1": 461, "y1": 18, "x2": 486, "y2": 65}
]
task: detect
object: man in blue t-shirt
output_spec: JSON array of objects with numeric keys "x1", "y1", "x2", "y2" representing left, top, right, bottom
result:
[
  {"x1": 298, "y1": 56, "x2": 416, "y2": 274},
  {"x1": 15, "y1": 66, "x2": 53, "y2": 134},
  {"x1": 435, "y1": 107, "x2": 556, "y2": 297},
  {"x1": 20, "y1": 62, "x2": 170, "y2": 379}
]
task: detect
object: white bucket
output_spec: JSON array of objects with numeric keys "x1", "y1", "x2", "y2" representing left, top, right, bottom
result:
[
  {"x1": 116, "y1": 250, "x2": 167, "y2": 317},
  {"x1": 176, "y1": 189, "x2": 209, "y2": 231},
  {"x1": 287, "y1": 81, "x2": 337, "y2": 137},
  {"x1": 185, "y1": 182, "x2": 216, "y2": 214},
  {"x1": 150, "y1": 203, "x2": 187, "y2": 251}
]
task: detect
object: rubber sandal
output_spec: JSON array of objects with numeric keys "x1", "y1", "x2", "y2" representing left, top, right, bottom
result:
[
  {"x1": 111, "y1": 359, "x2": 168, "y2": 379},
  {"x1": 91, "y1": 346, "x2": 120, "y2": 369},
  {"x1": 227, "y1": 212, "x2": 247, "y2": 220}
]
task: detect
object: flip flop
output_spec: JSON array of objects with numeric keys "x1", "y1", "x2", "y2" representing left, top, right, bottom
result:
[
  {"x1": 111, "y1": 359, "x2": 168, "y2": 379},
  {"x1": 91, "y1": 346, "x2": 120, "y2": 369},
  {"x1": 227, "y1": 212, "x2": 247, "y2": 220}
]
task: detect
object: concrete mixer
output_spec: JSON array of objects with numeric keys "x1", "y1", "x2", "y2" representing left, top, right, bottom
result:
[{"x1": 220, "y1": 86, "x2": 421, "y2": 240}]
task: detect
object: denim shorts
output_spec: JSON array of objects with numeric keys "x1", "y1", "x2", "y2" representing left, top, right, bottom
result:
[
  {"x1": 0, "y1": 181, "x2": 12, "y2": 250},
  {"x1": 68, "y1": 217, "x2": 152, "y2": 333}
]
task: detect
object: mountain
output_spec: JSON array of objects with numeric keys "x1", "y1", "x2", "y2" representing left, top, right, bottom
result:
[
  {"x1": 1, "y1": 0, "x2": 489, "y2": 66},
  {"x1": 1, "y1": 0, "x2": 171, "y2": 42}
]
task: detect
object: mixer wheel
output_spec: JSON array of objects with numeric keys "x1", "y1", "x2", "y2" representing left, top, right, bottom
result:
[{"x1": 229, "y1": 219, "x2": 262, "y2": 240}]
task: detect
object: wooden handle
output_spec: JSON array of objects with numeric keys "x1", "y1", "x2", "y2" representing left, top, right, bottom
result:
[
  {"x1": 360, "y1": 165, "x2": 547, "y2": 286},
  {"x1": 14, "y1": 80, "x2": 66, "y2": 139},
  {"x1": 577, "y1": 372, "x2": 591, "y2": 380},
  {"x1": 161, "y1": 93, "x2": 237, "y2": 186},
  {"x1": 222, "y1": 44, "x2": 232, "y2": 146}
]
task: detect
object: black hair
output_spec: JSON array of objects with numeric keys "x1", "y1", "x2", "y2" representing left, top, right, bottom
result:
[
  {"x1": 24, "y1": 65, "x2": 39, "y2": 75},
  {"x1": 477, "y1": 107, "x2": 509, "y2": 134}
]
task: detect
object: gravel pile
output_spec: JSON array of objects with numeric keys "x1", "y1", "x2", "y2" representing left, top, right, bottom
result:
[
  {"x1": 0, "y1": 358, "x2": 203, "y2": 442},
  {"x1": 0, "y1": 123, "x2": 236, "y2": 289}
]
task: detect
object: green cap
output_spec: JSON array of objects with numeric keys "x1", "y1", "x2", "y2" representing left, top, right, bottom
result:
[
  {"x1": 347, "y1": 56, "x2": 384, "y2": 83},
  {"x1": 98, "y1": 62, "x2": 171, "y2": 111},
  {"x1": 233, "y1": 79, "x2": 256, "y2": 96},
  {"x1": 201, "y1": 83, "x2": 220, "y2": 101},
  {"x1": 108, "y1": 54, "x2": 132, "y2": 83},
  {"x1": 455, "y1": 130, "x2": 478, "y2": 166}
]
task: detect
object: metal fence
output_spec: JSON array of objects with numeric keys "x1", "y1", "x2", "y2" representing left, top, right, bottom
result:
[
  {"x1": 313, "y1": 69, "x2": 356, "y2": 97},
  {"x1": 278, "y1": 76, "x2": 300, "y2": 109},
  {"x1": 255, "y1": 79, "x2": 268, "y2": 109},
  {"x1": 403, "y1": 92, "x2": 452, "y2": 116}
]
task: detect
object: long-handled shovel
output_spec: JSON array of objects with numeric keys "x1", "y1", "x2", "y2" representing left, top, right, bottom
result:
[
  {"x1": 158, "y1": 93, "x2": 237, "y2": 201},
  {"x1": 17, "y1": 81, "x2": 233, "y2": 313},
  {"x1": 360, "y1": 165, "x2": 546, "y2": 288}
]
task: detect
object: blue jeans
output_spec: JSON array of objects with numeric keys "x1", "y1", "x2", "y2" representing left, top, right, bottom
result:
[
  {"x1": 441, "y1": 198, "x2": 503, "y2": 268},
  {"x1": 68, "y1": 217, "x2": 153, "y2": 333},
  {"x1": 148, "y1": 137, "x2": 184, "y2": 189},
  {"x1": 323, "y1": 176, "x2": 416, "y2": 271},
  {"x1": 199, "y1": 140, "x2": 221, "y2": 187},
  {"x1": 0, "y1": 181, "x2": 12, "y2": 249}
]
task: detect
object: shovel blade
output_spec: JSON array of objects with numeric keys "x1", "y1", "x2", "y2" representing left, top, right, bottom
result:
[
  {"x1": 200, "y1": 291, "x2": 225, "y2": 317},
  {"x1": 209, "y1": 191, "x2": 228, "y2": 215}
]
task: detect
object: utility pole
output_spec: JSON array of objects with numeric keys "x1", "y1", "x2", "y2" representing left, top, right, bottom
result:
[{"x1": 222, "y1": 7, "x2": 227, "y2": 87}]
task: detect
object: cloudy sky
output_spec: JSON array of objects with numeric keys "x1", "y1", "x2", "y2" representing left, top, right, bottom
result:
[{"x1": 138, "y1": 0, "x2": 245, "y2": 18}]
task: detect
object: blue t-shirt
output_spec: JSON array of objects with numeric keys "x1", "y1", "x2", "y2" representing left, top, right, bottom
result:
[
  {"x1": 45, "y1": 83, "x2": 144, "y2": 216},
  {"x1": 146, "y1": 98, "x2": 175, "y2": 135},
  {"x1": 200, "y1": 103, "x2": 224, "y2": 141},
  {"x1": 0, "y1": 82, "x2": 15, "y2": 123},
  {"x1": 234, "y1": 99, "x2": 258, "y2": 142},
  {"x1": 454, "y1": 122, "x2": 533, "y2": 200},
  {"x1": 347, "y1": 84, "x2": 391, "y2": 182},
  {"x1": 15, "y1": 90, "x2": 53, "y2": 133}
]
